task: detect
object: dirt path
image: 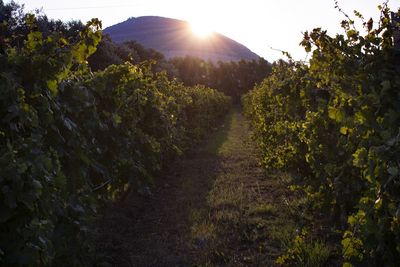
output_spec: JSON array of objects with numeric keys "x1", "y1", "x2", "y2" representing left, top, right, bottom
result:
[{"x1": 95, "y1": 110, "x2": 290, "y2": 266}]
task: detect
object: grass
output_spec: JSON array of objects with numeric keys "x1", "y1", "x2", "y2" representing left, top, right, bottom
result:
[
  {"x1": 95, "y1": 109, "x2": 335, "y2": 266},
  {"x1": 188, "y1": 110, "x2": 284, "y2": 266}
]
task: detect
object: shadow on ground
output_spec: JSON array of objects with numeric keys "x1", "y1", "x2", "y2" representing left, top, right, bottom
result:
[
  {"x1": 95, "y1": 109, "x2": 290, "y2": 267},
  {"x1": 94, "y1": 112, "x2": 233, "y2": 267}
]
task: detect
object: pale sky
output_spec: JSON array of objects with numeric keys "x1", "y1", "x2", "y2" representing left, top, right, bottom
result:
[{"x1": 6, "y1": 0, "x2": 400, "y2": 62}]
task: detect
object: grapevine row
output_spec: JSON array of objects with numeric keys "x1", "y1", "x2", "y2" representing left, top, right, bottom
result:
[
  {"x1": 0, "y1": 5, "x2": 230, "y2": 266},
  {"x1": 244, "y1": 6, "x2": 400, "y2": 266}
]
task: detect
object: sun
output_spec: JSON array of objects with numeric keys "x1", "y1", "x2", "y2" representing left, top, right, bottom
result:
[{"x1": 190, "y1": 21, "x2": 214, "y2": 38}]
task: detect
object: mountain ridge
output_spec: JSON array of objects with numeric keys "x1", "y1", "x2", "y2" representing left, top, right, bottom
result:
[{"x1": 104, "y1": 16, "x2": 260, "y2": 62}]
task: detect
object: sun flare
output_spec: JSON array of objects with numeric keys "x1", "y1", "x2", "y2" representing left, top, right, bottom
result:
[{"x1": 190, "y1": 21, "x2": 214, "y2": 38}]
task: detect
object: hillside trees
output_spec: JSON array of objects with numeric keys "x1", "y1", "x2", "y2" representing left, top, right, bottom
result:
[
  {"x1": 89, "y1": 37, "x2": 272, "y2": 102},
  {"x1": 171, "y1": 56, "x2": 272, "y2": 102},
  {"x1": 88, "y1": 38, "x2": 179, "y2": 77},
  {"x1": 244, "y1": 5, "x2": 400, "y2": 266}
]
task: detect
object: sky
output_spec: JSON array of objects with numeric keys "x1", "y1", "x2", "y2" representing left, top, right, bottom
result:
[{"x1": 5, "y1": 0, "x2": 400, "y2": 62}]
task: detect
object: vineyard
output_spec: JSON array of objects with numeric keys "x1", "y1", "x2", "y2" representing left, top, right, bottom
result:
[
  {"x1": 244, "y1": 4, "x2": 400, "y2": 266},
  {"x1": 0, "y1": 3, "x2": 230, "y2": 265},
  {"x1": 1, "y1": 1, "x2": 400, "y2": 266}
]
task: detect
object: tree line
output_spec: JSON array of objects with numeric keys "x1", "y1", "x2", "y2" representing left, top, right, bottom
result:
[{"x1": 89, "y1": 37, "x2": 272, "y2": 102}]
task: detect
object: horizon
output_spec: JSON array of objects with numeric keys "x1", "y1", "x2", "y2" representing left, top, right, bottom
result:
[{"x1": 5, "y1": 0, "x2": 400, "y2": 62}]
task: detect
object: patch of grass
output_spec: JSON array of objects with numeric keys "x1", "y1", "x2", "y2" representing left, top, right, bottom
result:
[
  {"x1": 96, "y1": 109, "x2": 337, "y2": 266},
  {"x1": 249, "y1": 203, "x2": 276, "y2": 216},
  {"x1": 276, "y1": 233, "x2": 331, "y2": 267},
  {"x1": 204, "y1": 110, "x2": 233, "y2": 154},
  {"x1": 209, "y1": 181, "x2": 246, "y2": 208},
  {"x1": 191, "y1": 111, "x2": 283, "y2": 266},
  {"x1": 191, "y1": 222, "x2": 216, "y2": 242},
  {"x1": 270, "y1": 223, "x2": 298, "y2": 249},
  {"x1": 269, "y1": 189, "x2": 336, "y2": 267},
  {"x1": 189, "y1": 208, "x2": 209, "y2": 224},
  {"x1": 200, "y1": 111, "x2": 337, "y2": 266}
]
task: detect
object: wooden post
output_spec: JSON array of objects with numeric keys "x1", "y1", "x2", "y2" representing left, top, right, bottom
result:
[{"x1": 392, "y1": 12, "x2": 400, "y2": 51}]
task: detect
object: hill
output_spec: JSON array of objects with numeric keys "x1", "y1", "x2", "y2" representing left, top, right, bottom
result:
[{"x1": 104, "y1": 16, "x2": 260, "y2": 62}]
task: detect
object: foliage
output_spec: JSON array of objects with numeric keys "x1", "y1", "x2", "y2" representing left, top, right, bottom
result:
[
  {"x1": 276, "y1": 231, "x2": 331, "y2": 267},
  {"x1": 244, "y1": 4, "x2": 400, "y2": 266},
  {"x1": 83, "y1": 63, "x2": 230, "y2": 197},
  {"x1": 88, "y1": 38, "x2": 179, "y2": 77},
  {"x1": 0, "y1": 2, "x2": 102, "y2": 265},
  {"x1": 90, "y1": 39, "x2": 272, "y2": 103},
  {"x1": 171, "y1": 56, "x2": 272, "y2": 102},
  {"x1": 0, "y1": 2, "x2": 230, "y2": 266}
]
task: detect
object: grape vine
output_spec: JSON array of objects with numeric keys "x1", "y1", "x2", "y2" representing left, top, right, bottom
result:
[
  {"x1": 0, "y1": 3, "x2": 230, "y2": 266},
  {"x1": 244, "y1": 5, "x2": 400, "y2": 266}
]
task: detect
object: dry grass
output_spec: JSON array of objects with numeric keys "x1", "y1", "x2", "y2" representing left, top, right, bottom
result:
[{"x1": 95, "y1": 110, "x2": 299, "y2": 266}]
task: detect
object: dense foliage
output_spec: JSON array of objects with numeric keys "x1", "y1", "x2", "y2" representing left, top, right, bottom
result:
[
  {"x1": 170, "y1": 56, "x2": 272, "y2": 102},
  {"x1": 88, "y1": 37, "x2": 179, "y2": 77},
  {"x1": 89, "y1": 38, "x2": 272, "y2": 102},
  {"x1": 244, "y1": 5, "x2": 400, "y2": 266},
  {"x1": 0, "y1": 2, "x2": 230, "y2": 266}
]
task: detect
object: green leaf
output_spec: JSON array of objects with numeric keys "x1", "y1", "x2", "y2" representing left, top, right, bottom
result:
[
  {"x1": 328, "y1": 107, "x2": 345, "y2": 122},
  {"x1": 346, "y1": 29, "x2": 358, "y2": 39},
  {"x1": 340, "y1": 126, "x2": 349, "y2": 135},
  {"x1": 112, "y1": 114, "x2": 122, "y2": 125},
  {"x1": 352, "y1": 147, "x2": 367, "y2": 168},
  {"x1": 26, "y1": 31, "x2": 43, "y2": 50},
  {"x1": 47, "y1": 80, "x2": 58, "y2": 95}
]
